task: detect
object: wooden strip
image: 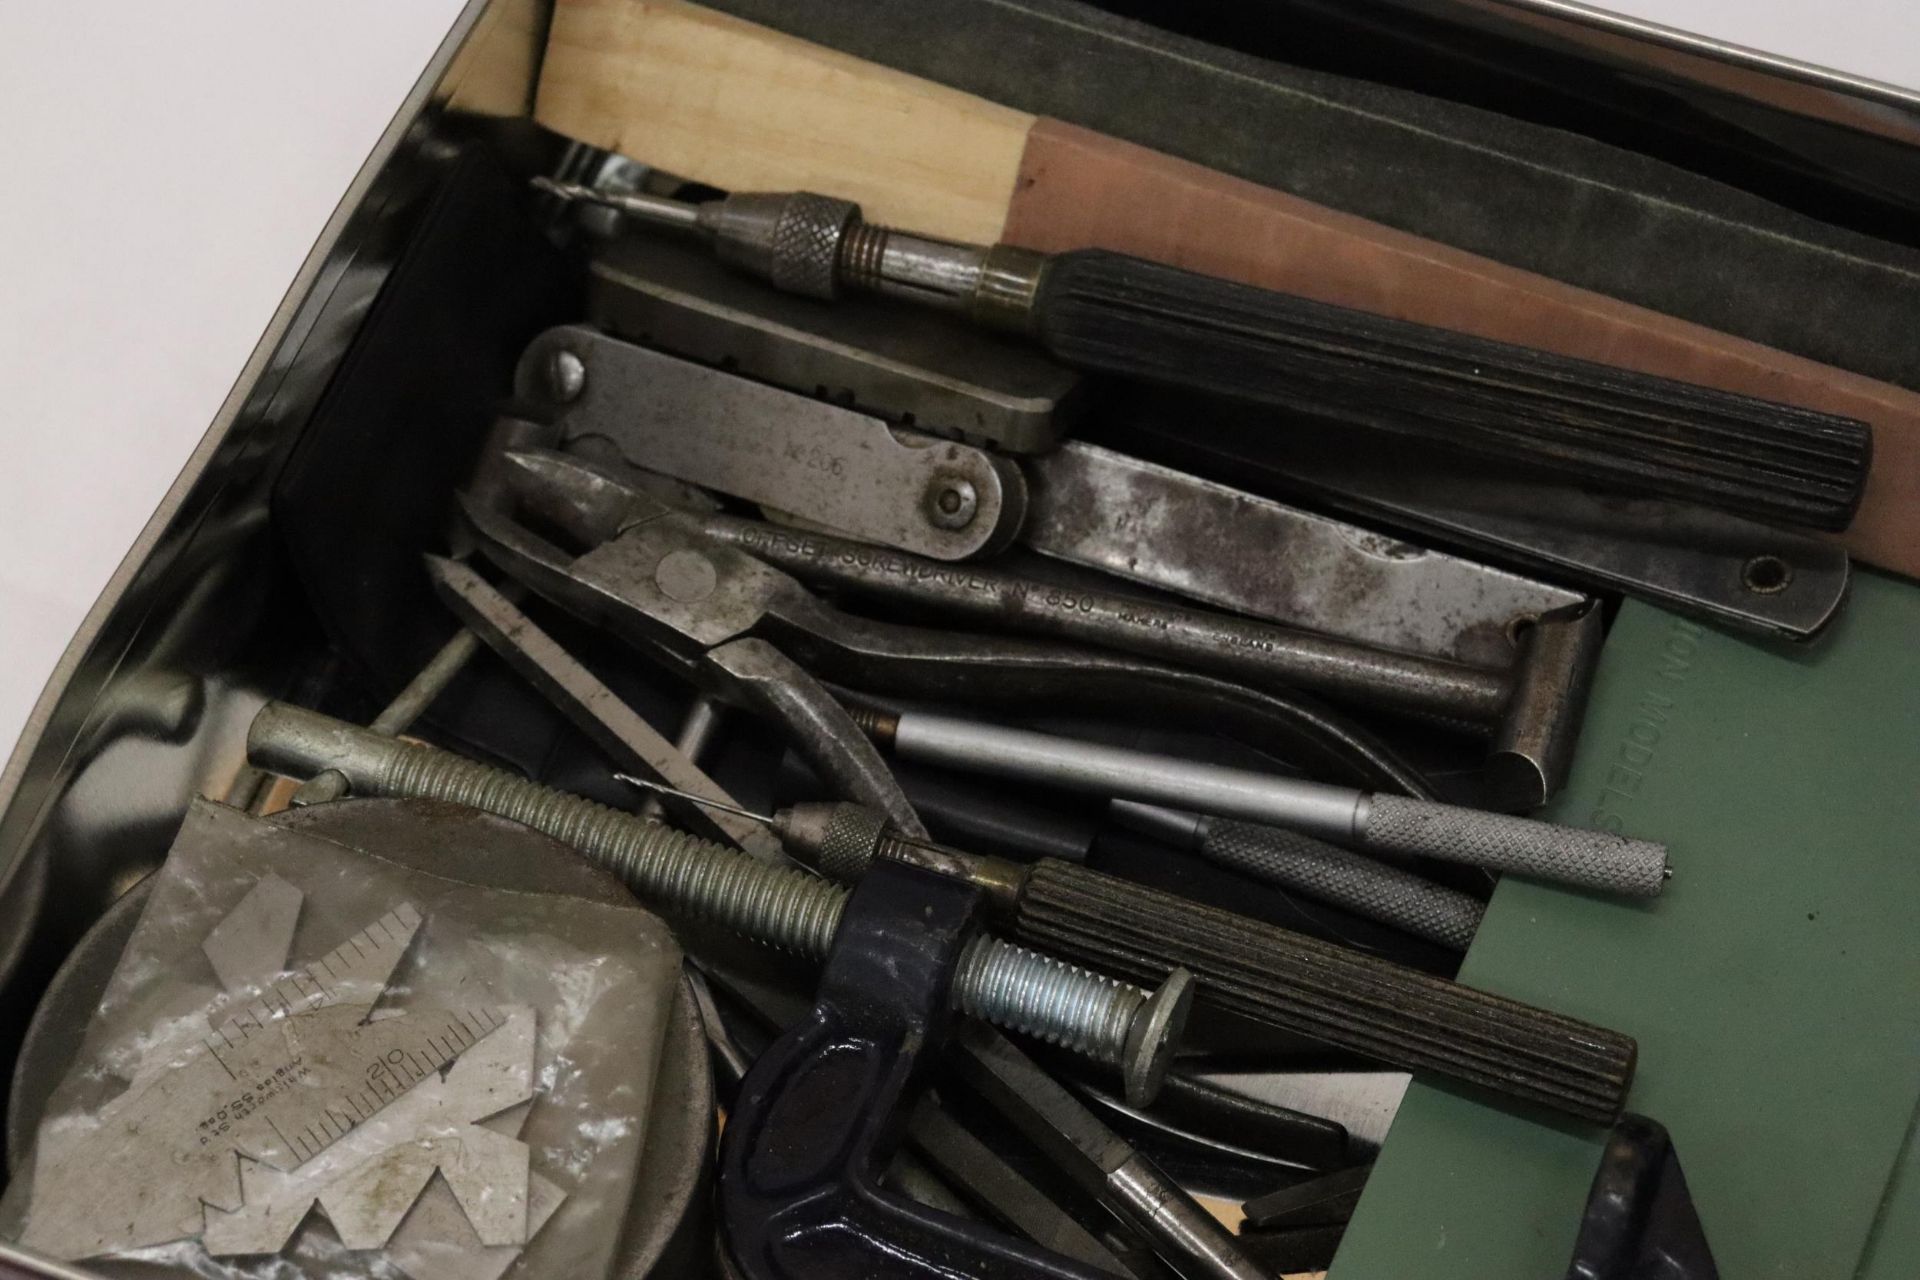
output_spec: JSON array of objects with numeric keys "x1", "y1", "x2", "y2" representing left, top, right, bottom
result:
[
  {"x1": 536, "y1": 0, "x2": 1032, "y2": 243},
  {"x1": 1002, "y1": 118, "x2": 1914, "y2": 577}
]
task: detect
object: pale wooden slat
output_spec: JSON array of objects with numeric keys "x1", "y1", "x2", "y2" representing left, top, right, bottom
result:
[{"x1": 535, "y1": 0, "x2": 1033, "y2": 243}]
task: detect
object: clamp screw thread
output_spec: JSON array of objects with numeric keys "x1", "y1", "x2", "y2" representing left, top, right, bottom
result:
[
  {"x1": 380, "y1": 744, "x2": 847, "y2": 956},
  {"x1": 955, "y1": 936, "x2": 1139, "y2": 1064}
]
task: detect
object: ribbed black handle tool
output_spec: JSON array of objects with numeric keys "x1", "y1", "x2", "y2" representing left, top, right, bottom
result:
[
  {"x1": 1012, "y1": 859, "x2": 1634, "y2": 1123},
  {"x1": 1035, "y1": 250, "x2": 1871, "y2": 531},
  {"x1": 541, "y1": 182, "x2": 1872, "y2": 530}
]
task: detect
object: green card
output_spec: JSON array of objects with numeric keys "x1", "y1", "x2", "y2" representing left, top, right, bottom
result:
[{"x1": 1333, "y1": 571, "x2": 1920, "y2": 1278}]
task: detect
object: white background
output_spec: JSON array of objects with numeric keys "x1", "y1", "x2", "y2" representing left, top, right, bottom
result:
[
  {"x1": 0, "y1": 2, "x2": 468, "y2": 773},
  {"x1": 0, "y1": 1, "x2": 1915, "y2": 772},
  {"x1": 1536, "y1": 1, "x2": 1920, "y2": 102}
]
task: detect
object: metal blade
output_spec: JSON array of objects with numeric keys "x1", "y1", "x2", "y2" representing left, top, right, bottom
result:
[
  {"x1": 1024, "y1": 443, "x2": 1584, "y2": 669},
  {"x1": 1126, "y1": 420, "x2": 1849, "y2": 642},
  {"x1": 494, "y1": 442, "x2": 672, "y2": 546},
  {"x1": 425, "y1": 555, "x2": 789, "y2": 863}
]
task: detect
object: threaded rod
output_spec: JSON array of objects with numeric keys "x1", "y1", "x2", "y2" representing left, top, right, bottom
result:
[{"x1": 246, "y1": 702, "x2": 1149, "y2": 1068}]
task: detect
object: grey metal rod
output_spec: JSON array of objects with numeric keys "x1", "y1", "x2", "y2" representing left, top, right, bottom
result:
[
  {"x1": 895, "y1": 711, "x2": 1367, "y2": 838},
  {"x1": 881, "y1": 711, "x2": 1669, "y2": 898},
  {"x1": 638, "y1": 696, "x2": 723, "y2": 823},
  {"x1": 368, "y1": 628, "x2": 483, "y2": 735}
]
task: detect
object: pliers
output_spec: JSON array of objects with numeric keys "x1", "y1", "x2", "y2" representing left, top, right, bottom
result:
[
  {"x1": 459, "y1": 449, "x2": 928, "y2": 834},
  {"x1": 460, "y1": 448, "x2": 1441, "y2": 810}
]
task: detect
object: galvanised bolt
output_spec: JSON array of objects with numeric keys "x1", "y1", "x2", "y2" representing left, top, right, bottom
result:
[{"x1": 246, "y1": 702, "x2": 1188, "y2": 1104}]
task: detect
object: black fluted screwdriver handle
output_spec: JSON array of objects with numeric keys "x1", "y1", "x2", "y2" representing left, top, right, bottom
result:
[
  {"x1": 1033, "y1": 250, "x2": 1870, "y2": 531},
  {"x1": 1013, "y1": 859, "x2": 1634, "y2": 1123}
]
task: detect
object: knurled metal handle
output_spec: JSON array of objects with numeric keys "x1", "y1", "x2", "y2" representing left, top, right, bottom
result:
[
  {"x1": 1202, "y1": 819, "x2": 1483, "y2": 950},
  {"x1": 1361, "y1": 795, "x2": 1669, "y2": 898}
]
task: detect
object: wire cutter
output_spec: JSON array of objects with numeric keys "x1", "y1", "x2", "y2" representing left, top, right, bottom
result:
[{"x1": 459, "y1": 448, "x2": 927, "y2": 834}]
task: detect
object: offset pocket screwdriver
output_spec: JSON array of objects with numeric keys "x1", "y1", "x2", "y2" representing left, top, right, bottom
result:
[
  {"x1": 536, "y1": 176, "x2": 1872, "y2": 532},
  {"x1": 619, "y1": 777, "x2": 1637, "y2": 1124},
  {"x1": 1108, "y1": 800, "x2": 1486, "y2": 952}
]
